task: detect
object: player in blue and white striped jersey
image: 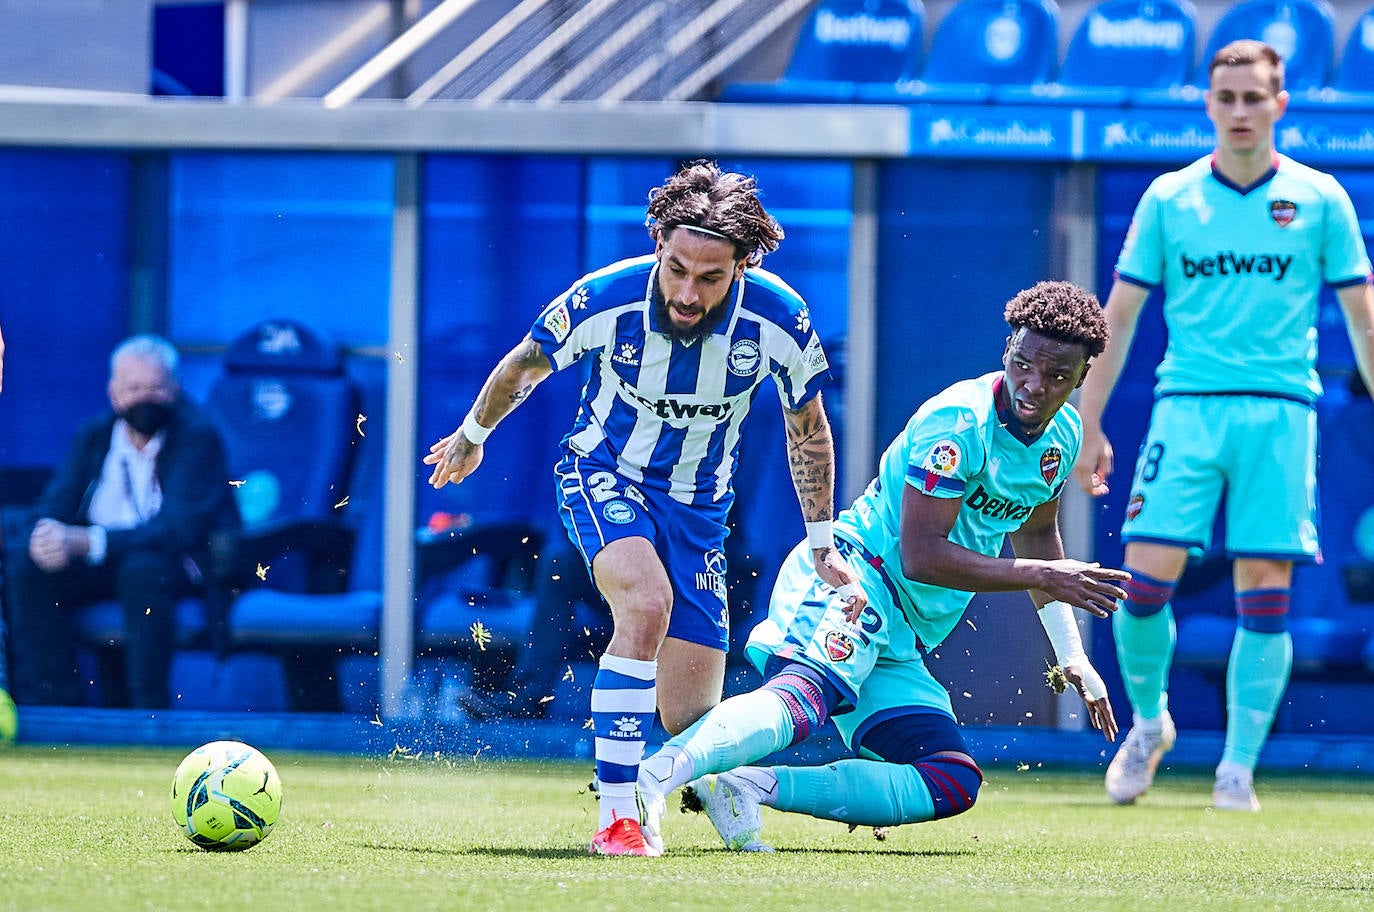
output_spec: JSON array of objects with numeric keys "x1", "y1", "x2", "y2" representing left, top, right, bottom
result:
[{"x1": 425, "y1": 162, "x2": 864, "y2": 856}]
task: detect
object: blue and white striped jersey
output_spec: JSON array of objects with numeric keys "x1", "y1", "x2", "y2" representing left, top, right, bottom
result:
[{"x1": 530, "y1": 255, "x2": 831, "y2": 506}]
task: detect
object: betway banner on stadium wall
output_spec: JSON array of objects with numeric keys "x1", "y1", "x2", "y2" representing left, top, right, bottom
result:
[{"x1": 902, "y1": 101, "x2": 1374, "y2": 165}]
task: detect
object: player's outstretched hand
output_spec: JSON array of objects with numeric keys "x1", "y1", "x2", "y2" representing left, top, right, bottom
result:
[
  {"x1": 1040, "y1": 560, "x2": 1130, "y2": 618},
  {"x1": 1063, "y1": 662, "x2": 1117, "y2": 742},
  {"x1": 422, "y1": 429, "x2": 483, "y2": 489},
  {"x1": 814, "y1": 547, "x2": 868, "y2": 624},
  {"x1": 1073, "y1": 427, "x2": 1114, "y2": 498}
]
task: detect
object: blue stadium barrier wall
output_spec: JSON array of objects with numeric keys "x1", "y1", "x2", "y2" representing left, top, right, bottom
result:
[
  {"x1": 0, "y1": 151, "x2": 132, "y2": 470},
  {"x1": 2, "y1": 134, "x2": 1374, "y2": 739}
]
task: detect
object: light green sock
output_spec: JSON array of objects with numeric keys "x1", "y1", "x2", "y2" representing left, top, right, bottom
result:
[
  {"x1": 1113, "y1": 603, "x2": 1176, "y2": 720},
  {"x1": 773, "y1": 759, "x2": 936, "y2": 827},
  {"x1": 646, "y1": 689, "x2": 795, "y2": 795},
  {"x1": 1222, "y1": 629, "x2": 1293, "y2": 770}
]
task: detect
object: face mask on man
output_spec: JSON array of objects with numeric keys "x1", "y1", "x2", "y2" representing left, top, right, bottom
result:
[{"x1": 120, "y1": 401, "x2": 174, "y2": 436}]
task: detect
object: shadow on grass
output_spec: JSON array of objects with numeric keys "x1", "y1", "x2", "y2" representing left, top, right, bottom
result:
[
  {"x1": 768, "y1": 846, "x2": 976, "y2": 858},
  {"x1": 358, "y1": 842, "x2": 592, "y2": 859},
  {"x1": 356, "y1": 843, "x2": 977, "y2": 859}
]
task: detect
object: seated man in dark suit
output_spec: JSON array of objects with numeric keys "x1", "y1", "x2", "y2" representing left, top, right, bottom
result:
[{"x1": 7, "y1": 334, "x2": 240, "y2": 709}]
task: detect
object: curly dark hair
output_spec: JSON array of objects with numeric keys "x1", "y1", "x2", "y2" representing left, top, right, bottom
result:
[
  {"x1": 645, "y1": 160, "x2": 783, "y2": 267},
  {"x1": 1003, "y1": 280, "x2": 1110, "y2": 357}
]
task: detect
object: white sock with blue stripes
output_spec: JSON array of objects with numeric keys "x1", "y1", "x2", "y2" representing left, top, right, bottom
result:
[{"x1": 592, "y1": 653, "x2": 657, "y2": 831}]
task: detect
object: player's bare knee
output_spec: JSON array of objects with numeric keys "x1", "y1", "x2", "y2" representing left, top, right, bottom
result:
[
  {"x1": 607, "y1": 589, "x2": 672, "y2": 648},
  {"x1": 656, "y1": 701, "x2": 707, "y2": 736}
]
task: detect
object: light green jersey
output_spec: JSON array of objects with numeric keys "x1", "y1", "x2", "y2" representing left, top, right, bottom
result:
[
  {"x1": 835, "y1": 371, "x2": 1081, "y2": 649},
  {"x1": 1117, "y1": 153, "x2": 1371, "y2": 403}
]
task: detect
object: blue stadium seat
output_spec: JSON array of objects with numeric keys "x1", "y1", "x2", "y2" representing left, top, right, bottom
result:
[
  {"x1": 414, "y1": 520, "x2": 544, "y2": 655},
  {"x1": 209, "y1": 319, "x2": 360, "y2": 529},
  {"x1": 1177, "y1": 613, "x2": 1372, "y2": 676},
  {"x1": 75, "y1": 598, "x2": 211, "y2": 651},
  {"x1": 720, "y1": 0, "x2": 924, "y2": 103},
  {"x1": 1200, "y1": 0, "x2": 1334, "y2": 90},
  {"x1": 859, "y1": 0, "x2": 1059, "y2": 104},
  {"x1": 1335, "y1": 5, "x2": 1374, "y2": 91},
  {"x1": 413, "y1": 519, "x2": 546, "y2": 700},
  {"x1": 1055, "y1": 0, "x2": 1197, "y2": 103},
  {"x1": 1324, "y1": 5, "x2": 1374, "y2": 109},
  {"x1": 205, "y1": 319, "x2": 376, "y2": 711}
]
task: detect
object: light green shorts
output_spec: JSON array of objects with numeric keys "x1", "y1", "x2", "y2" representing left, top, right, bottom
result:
[
  {"x1": 744, "y1": 541, "x2": 956, "y2": 751},
  {"x1": 1122, "y1": 394, "x2": 1318, "y2": 560}
]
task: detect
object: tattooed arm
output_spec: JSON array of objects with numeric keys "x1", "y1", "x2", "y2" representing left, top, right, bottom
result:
[
  {"x1": 782, "y1": 393, "x2": 867, "y2": 619},
  {"x1": 424, "y1": 334, "x2": 555, "y2": 489},
  {"x1": 783, "y1": 393, "x2": 837, "y2": 526}
]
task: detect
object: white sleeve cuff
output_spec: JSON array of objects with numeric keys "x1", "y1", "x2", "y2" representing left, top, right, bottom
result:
[
  {"x1": 1037, "y1": 600, "x2": 1087, "y2": 666},
  {"x1": 85, "y1": 525, "x2": 108, "y2": 565}
]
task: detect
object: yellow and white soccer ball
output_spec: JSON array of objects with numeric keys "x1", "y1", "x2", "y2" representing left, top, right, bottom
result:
[{"x1": 171, "y1": 740, "x2": 282, "y2": 850}]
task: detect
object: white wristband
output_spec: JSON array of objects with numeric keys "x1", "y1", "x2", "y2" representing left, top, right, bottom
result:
[
  {"x1": 461, "y1": 411, "x2": 493, "y2": 445},
  {"x1": 805, "y1": 520, "x2": 834, "y2": 550},
  {"x1": 1037, "y1": 600, "x2": 1088, "y2": 668},
  {"x1": 1038, "y1": 601, "x2": 1108, "y2": 700}
]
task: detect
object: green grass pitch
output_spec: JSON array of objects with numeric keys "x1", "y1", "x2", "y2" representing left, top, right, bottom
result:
[{"x1": 2, "y1": 745, "x2": 1372, "y2": 912}]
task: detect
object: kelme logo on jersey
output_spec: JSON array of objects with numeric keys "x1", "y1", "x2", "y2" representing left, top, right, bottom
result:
[
  {"x1": 602, "y1": 500, "x2": 636, "y2": 524},
  {"x1": 727, "y1": 339, "x2": 762, "y2": 377},
  {"x1": 1270, "y1": 199, "x2": 1297, "y2": 227},
  {"x1": 964, "y1": 484, "x2": 1034, "y2": 521},
  {"x1": 1040, "y1": 447, "x2": 1062, "y2": 485},
  {"x1": 1180, "y1": 251, "x2": 1292, "y2": 281},
  {"x1": 824, "y1": 630, "x2": 855, "y2": 662},
  {"x1": 612, "y1": 342, "x2": 640, "y2": 366}
]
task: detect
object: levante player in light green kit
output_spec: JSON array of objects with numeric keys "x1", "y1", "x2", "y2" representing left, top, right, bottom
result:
[
  {"x1": 1075, "y1": 40, "x2": 1374, "y2": 812},
  {"x1": 634, "y1": 281, "x2": 1128, "y2": 853}
]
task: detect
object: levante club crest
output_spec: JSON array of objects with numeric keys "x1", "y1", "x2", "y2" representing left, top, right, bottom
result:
[
  {"x1": 1040, "y1": 447, "x2": 1062, "y2": 485},
  {"x1": 1270, "y1": 200, "x2": 1297, "y2": 228},
  {"x1": 824, "y1": 630, "x2": 855, "y2": 662}
]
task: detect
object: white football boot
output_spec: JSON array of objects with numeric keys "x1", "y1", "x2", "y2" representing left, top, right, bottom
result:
[
  {"x1": 1105, "y1": 711, "x2": 1177, "y2": 804},
  {"x1": 686, "y1": 769, "x2": 775, "y2": 852}
]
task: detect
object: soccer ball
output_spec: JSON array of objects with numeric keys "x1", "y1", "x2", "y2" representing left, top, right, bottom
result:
[{"x1": 171, "y1": 740, "x2": 282, "y2": 850}]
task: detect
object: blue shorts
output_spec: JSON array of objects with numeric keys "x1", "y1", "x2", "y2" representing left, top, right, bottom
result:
[
  {"x1": 745, "y1": 541, "x2": 956, "y2": 753},
  {"x1": 555, "y1": 453, "x2": 731, "y2": 650},
  {"x1": 1122, "y1": 395, "x2": 1319, "y2": 560}
]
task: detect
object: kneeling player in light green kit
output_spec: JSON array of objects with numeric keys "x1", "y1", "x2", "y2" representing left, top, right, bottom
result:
[{"x1": 636, "y1": 281, "x2": 1128, "y2": 852}]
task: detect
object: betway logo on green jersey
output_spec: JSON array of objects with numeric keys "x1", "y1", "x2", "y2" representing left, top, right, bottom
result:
[
  {"x1": 1181, "y1": 252, "x2": 1292, "y2": 280},
  {"x1": 964, "y1": 484, "x2": 1034, "y2": 522}
]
